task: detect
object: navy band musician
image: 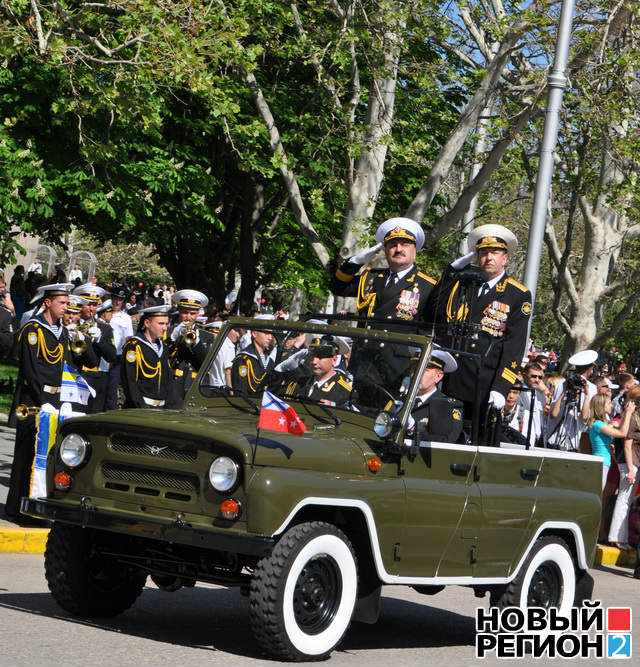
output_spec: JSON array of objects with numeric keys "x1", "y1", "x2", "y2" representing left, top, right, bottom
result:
[
  {"x1": 425, "y1": 224, "x2": 532, "y2": 411},
  {"x1": 330, "y1": 217, "x2": 436, "y2": 327},
  {"x1": 5, "y1": 283, "x2": 74, "y2": 524},
  {"x1": 168, "y1": 289, "x2": 211, "y2": 400},
  {"x1": 408, "y1": 349, "x2": 463, "y2": 444},
  {"x1": 281, "y1": 335, "x2": 353, "y2": 407},
  {"x1": 231, "y1": 326, "x2": 276, "y2": 396},
  {"x1": 73, "y1": 283, "x2": 117, "y2": 413},
  {"x1": 121, "y1": 305, "x2": 174, "y2": 409}
]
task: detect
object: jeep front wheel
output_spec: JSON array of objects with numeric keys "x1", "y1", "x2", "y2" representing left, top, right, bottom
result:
[
  {"x1": 249, "y1": 521, "x2": 358, "y2": 661},
  {"x1": 44, "y1": 523, "x2": 147, "y2": 617},
  {"x1": 491, "y1": 536, "x2": 576, "y2": 615}
]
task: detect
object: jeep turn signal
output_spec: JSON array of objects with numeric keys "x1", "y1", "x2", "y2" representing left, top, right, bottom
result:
[
  {"x1": 220, "y1": 498, "x2": 241, "y2": 520},
  {"x1": 54, "y1": 471, "x2": 72, "y2": 491},
  {"x1": 367, "y1": 457, "x2": 382, "y2": 473}
]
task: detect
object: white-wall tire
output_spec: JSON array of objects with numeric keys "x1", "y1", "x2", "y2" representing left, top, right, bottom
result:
[{"x1": 250, "y1": 521, "x2": 357, "y2": 661}]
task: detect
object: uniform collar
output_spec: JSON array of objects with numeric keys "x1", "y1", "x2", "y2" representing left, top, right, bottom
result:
[
  {"x1": 312, "y1": 371, "x2": 337, "y2": 390},
  {"x1": 32, "y1": 313, "x2": 64, "y2": 339},
  {"x1": 133, "y1": 334, "x2": 163, "y2": 357},
  {"x1": 416, "y1": 387, "x2": 437, "y2": 405}
]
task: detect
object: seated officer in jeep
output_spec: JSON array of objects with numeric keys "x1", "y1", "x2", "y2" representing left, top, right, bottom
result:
[{"x1": 409, "y1": 349, "x2": 463, "y2": 443}]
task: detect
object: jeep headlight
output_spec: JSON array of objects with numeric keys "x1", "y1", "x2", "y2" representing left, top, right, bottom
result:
[
  {"x1": 208, "y1": 456, "x2": 239, "y2": 492},
  {"x1": 60, "y1": 433, "x2": 89, "y2": 468}
]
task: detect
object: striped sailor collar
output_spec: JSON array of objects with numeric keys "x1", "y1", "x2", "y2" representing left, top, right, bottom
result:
[
  {"x1": 30, "y1": 313, "x2": 65, "y2": 339},
  {"x1": 133, "y1": 334, "x2": 164, "y2": 357}
]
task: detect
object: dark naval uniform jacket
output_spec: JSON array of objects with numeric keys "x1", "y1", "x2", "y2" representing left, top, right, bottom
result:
[
  {"x1": 412, "y1": 388, "x2": 464, "y2": 443},
  {"x1": 331, "y1": 262, "x2": 436, "y2": 327},
  {"x1": 283, "y1": 372, "x2": 353, "y2": 407},
  {"x1": 168, "y1": 324, "x2": 211, "y2": 400},
  {"x1": 231, "y1": 343, "x2": 274, "y2": 396},
  {"x1": 80, "y1": 318, "x2": 118, "y2": 413},
  {"x1": 426, "y1": 269, "x2": 531, "y2": 404},
  {"x1": 6, "y1": 314, "x2": 73, "y2": 518},
  {"x1": 121, "y1": 335, "x2": 174, "y2": 408}
]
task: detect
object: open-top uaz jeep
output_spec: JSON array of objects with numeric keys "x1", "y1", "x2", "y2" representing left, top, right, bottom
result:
[{"x1": 23, "y1": 318, "x2": 601, "y2": 661}]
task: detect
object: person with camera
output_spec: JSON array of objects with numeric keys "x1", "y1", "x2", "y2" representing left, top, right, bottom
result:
[{"x1": 547, "y1": 349, "x2": 598, "y2": 451}]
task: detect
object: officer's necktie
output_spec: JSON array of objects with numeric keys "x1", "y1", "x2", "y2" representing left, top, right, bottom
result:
[
  {"x1": 479, "y1": 282, "x2": 490, "y2": 298},
  {"x1": 387, "y1": 272, "x2": 398, "y2": 288}
]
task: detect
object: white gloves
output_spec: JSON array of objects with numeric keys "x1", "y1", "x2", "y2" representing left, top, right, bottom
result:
[
  {"x1": 171, "y1": 322, "x2": 186, "y2": 342},
  {"x1": 88, "y1": 326, "x2": 101, "y2": 341},
  {"x1": 489, "y1": 391, "x2": 506, "y2": 410},
  {"x1": 349, "y1": 242, "x2": 383, "y2": 266},
  {"x1": 450, "y1": 251, "x2": 475, "y2": 270},
  {"x1": 275, "y1": 348, "x2": 308, "y2": 373},
  {"x1": 67, "y1": 323, "x2": 77, "y2": 331}
]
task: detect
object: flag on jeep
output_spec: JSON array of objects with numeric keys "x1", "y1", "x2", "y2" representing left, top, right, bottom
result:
[{"x1": 258, "y1": 390, "x2": 306, "y2": 435}]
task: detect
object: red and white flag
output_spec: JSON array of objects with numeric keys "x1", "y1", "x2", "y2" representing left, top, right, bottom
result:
[{"x1": 258, "y1": 390, "x2": 306, "y2": 435}]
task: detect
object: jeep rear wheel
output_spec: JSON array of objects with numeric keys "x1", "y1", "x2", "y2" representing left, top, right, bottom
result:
[
  {"x1": 45, "y1": 523, "x2": 147, "y2": 617},
  {"x1": 491, "y1": 536, "x2": 576, "y2": 615},
  {"x1": 249, "y1": 521, "x2": 357, "y2": 661}
]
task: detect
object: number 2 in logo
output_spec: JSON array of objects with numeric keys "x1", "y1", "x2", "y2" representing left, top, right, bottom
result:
[{"x1": 607, "y1": 633, "x2": 632, "y2": 659}]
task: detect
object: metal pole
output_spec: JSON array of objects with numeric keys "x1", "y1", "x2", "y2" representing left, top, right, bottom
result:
[{"x1": 523, "y1": 0, "x2": 576, "y2": 305}]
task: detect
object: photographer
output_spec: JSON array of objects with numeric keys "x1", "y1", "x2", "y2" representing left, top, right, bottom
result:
[{"x1": 547, "y1": 349, "x2": 598, "y2": 451}]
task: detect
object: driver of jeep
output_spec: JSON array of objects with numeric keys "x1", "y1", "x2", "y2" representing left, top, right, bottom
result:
[{"x1": 409, "y1": 349, "x2": 464, "y2": 443}]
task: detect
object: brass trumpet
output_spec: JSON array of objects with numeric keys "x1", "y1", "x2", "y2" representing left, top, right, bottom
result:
[
  {"x1": 70, "y1": 322, "x2": 91, "y2": 355},
  {"x1": 16, "y1": 404, "x2": 41, "y2": 420},
  {"x1": 182, "y1": 324, "x2": 198, "y2": 347}
]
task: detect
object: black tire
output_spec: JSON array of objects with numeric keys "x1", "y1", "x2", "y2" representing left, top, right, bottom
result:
[
  {"x1": 249, "y1": 521, "x2": 358, "y2": 661},
  {"x1": 491, "y1": 536, "x2": 576, "y2": 615},
  {"x1": 44, "y1": 523, "x2": 147, "y2": 617}
]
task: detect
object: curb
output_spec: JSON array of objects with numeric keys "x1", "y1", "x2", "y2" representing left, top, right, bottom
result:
[
  {"x1": 0, "y1": 527, "x2": 49, "y2": 553},
  {"x1": 595, "y1": 544, "x2": 638, "y2": 567}
]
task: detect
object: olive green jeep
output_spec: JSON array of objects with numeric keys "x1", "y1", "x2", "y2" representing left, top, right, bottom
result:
[{"x1": 22, "y1": 318, "x2": 601, "y2": 661}]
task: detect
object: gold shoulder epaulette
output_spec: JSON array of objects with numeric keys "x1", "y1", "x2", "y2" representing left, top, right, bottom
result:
[
  {"x1": 418, "y1": 271, "x2": 437, "y2": 285},
  {"x1": 337, "y1": 376, "x2": 352, "y2": 391},
  {"x1": 506, "y1": 277, "x2": 528, "y2": 292}
]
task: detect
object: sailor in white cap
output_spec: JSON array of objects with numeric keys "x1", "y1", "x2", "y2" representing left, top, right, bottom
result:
[
  {"x1": 6, "y1": 283, "x2": 75, "y2": 523},
  {"x1": 426, "y1": 223, "x2": 532, "y2": 413},
  {"x1": 409, "y1": 348, "x2": 464, "y2": 443},
  {"x1": 547, "y1": 349, "x2": 598, "y2": 450},
  {"x1": 73, "y1": 285, "x2": 117, "y2": 413},
  {"x1": 120, "y1": 305, "x2": 175, "y2": 409},
  {"x1": 280, "y1": 335, "x2": 354, "y2": 407},
  {"x1": 168, "y1": 289, "x2": 211, "y2": 399},
  {"x1": 330, "y1": 217, "x2": 436, "y2": 326}
]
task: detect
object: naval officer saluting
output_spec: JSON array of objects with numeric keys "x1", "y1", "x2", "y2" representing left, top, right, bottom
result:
[{"x1": 330, "y1": 217, "x2": 436, "y2": 327}]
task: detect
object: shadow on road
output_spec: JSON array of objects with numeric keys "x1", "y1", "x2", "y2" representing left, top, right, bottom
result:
[{"x1": 0, "y1": 585, "x2": 475, "y2": 659}]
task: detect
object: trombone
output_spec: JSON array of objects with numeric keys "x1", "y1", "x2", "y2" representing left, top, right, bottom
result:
[{"x1": 16, "y1": 404, "x2": 41, "y2": 420}]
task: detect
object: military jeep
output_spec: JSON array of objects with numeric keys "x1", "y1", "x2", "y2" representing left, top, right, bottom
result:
[{"x1": 22, "y1": 318, "x2": 601, "y2": 661}]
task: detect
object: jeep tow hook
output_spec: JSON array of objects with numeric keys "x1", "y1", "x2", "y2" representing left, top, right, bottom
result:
[
  {"x1": 173, "y1": 513, "x2": 191, "y2": 529},
  {"x1": 79, "y1": 496, "x2": 96, "y2": 527}
]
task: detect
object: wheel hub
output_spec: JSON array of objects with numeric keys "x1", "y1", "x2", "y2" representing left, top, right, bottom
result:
[
  {"x1": 528, "y1": 562, "x2": 562, "y2": 608},
  {"x1": 292, "y1": 554, "x2": 342, "y2": 634}
]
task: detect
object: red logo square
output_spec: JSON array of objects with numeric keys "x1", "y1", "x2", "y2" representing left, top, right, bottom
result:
[{"x1": 608, "y1": 608, "x2": 632, "y2": 632}]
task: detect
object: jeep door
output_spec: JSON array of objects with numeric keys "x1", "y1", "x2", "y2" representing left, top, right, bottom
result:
[
  {"x1": 398, "y1": 440, "x2": 477, "y2": 577},
  {"x1": 471, "y1": 444, "x2": 542, "y2": 577}
]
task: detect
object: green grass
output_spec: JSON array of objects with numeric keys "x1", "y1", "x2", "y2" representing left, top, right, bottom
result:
[{"x1": 0, "y1": 362, "x2": 18, "y2": 414}]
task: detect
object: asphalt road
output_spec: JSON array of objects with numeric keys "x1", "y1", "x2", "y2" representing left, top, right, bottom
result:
[{"x1": 0, "y1": 554, "x2": 637, "y2": 667}]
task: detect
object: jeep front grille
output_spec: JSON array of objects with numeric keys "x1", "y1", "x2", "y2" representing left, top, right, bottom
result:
[
  {"x1": 101, "y1": 463, "x2": 198, "y2": 492},
  {"x1": 109, "y1": 434, "x2": 197, "y2": 463}
]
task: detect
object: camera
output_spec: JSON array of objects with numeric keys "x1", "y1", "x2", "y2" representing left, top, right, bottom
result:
[{"x1": 564, "y1": 372, "x2": 584, "y2": 402}]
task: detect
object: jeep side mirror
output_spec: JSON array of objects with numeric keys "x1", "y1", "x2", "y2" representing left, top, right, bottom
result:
[{"x1": 374, "y1": 411, "x2": 401, "y2": 440}]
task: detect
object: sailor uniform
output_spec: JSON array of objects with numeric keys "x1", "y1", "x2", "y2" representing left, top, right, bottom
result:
[
  {"x1": 6, "y1": 313, "x2": 73, "y2": 518},
  {"x1": 331, "y1": 264, "x2": 436, "y2": 327},
  {"x1": 231, "y1": 343, "x2": 274, "y2": 396},
  {"x1": 283, "y1": 372, "x2": 353, "y2": 407},
  {"x1": 427, "y1": 269, "x2": 531, "y2": 404},
  {"x1": 412, "y1": 388, "x2": 464, "y2": 443},
  {"x1": 168, "y1": 324, "x2": 209, "y2": 400},
  {"x1": 121, "y1": 335, "x2": 173, "y2": 408},
  {"x1": 80, "y1": 318, "x2": 118, "y2": 413}
]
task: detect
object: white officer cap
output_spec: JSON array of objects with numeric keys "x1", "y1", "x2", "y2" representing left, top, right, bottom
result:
[
  {"x1": 73, "y1": 283, "x2": 105, "y2": 302},
  {"x1": 39, "y1": 283, "x2": 74, "y2": 298},
  {"x1": 139, "y1": 305, "x2": 171, "y2": 318},
  {"x1": 97, "y1": 299, "x2": 113, "y2": 314},
  {"x1": 204, "y1": 320, "x2": 225, "y2": 329},
  {"x1": 376, "y1": 217, "x2": 425, "y2": 251},
  {"x1": 467, "y1": 224, "x2": 518, "y2": 256},
  {"x1": 172, "y1": 289, "x2": 209, "y2": 310},
  {"x1": 427, "y1": 348, "x2": 457, "y2": 374},
  {"x1": 67, "y1": 294, "x2": 90, "y2": 313},
  {"x1": 604, "y1": 378, "x2": 619, "y2": 390},
  {"x1": 568, "y1": 349, "x2": 598, "y2": 367}
]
